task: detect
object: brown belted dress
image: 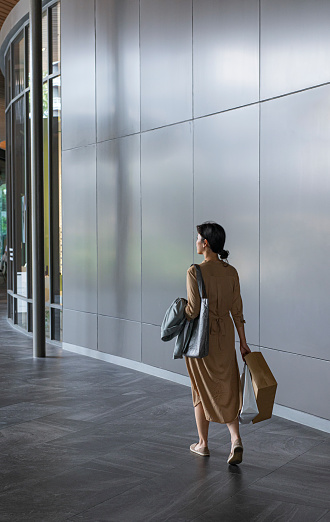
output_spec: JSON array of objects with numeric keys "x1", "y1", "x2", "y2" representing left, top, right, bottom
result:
[{"x1": 185, "y1": 259, "x2": 244, "y2": 424}]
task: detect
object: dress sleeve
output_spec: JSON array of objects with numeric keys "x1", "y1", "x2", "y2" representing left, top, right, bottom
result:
[
  {"x1": 230, "y1": 271, "x2": 246, "y2": 329},
  {"x1": 185, "y1": 266, "x2": 201, "y2": 321}
]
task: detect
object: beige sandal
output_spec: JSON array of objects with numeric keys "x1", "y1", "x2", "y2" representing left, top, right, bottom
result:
[
  {"x1": 227, "y1": 438, "x2": 243, "y2": 465},
  {"x1": 190, "y1": 443, "x2": 210, "y2": 457}
]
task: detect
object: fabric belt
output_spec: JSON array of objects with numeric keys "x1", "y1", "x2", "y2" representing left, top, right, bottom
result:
[{"x1": 210, "y1": 314, "x2": 229, "y2": 336}]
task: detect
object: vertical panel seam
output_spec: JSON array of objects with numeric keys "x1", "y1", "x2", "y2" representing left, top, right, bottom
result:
[
  {"x1": 192, "y1": 0, "x2": 195, "y2": 263},
  {"x1": 140, "y1": 131, "x2": 143, "y2": 362},
  {"x1": 94, "y1": 0, "x2": 98, "y2": 350},
  {"x1": 191, "y1": 0, "x2": 194, "y2": 121},
  {"x1": 139, "y1": 0, "x2": 142, "y2": 135},
  {"x1": 258, "y1": 0, "x2": 261, "y2": 351},
  {"x1": 94, "y1": 0, "x2": 97, "y2": 145},
  {"x1": 139, "y1": 0, "x2": 142, "y2": 362}
]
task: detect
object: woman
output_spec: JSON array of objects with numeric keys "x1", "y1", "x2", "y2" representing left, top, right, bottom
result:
[{"x1": 185, "y1": 222, "x2": 251, "y2": 465}]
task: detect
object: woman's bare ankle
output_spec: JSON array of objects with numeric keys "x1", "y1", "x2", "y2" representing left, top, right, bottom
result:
[{"x1": 198, "y1": 439, "x2": 208, "y2": 448}]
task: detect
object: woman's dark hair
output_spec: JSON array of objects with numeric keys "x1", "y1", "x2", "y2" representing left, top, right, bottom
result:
[{"x1": 197, "y1": 221, "x2": 229, "y2": 260}]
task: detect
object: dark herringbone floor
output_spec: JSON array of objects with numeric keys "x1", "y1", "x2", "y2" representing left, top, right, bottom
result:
[{"x1": 0, "y1": 276, "x2": 329, "y2": 521}]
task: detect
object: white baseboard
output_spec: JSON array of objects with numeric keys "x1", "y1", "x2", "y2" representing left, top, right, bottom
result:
[
  {"x1": 62, "y1": 342, "x2": 191, "y2": 387},
  {"x1": 273, "y1": 403, "x2": 330, "y2": 434},
  {"x1": 62, "y1": 342, "x2": 330, "y2": 434}
]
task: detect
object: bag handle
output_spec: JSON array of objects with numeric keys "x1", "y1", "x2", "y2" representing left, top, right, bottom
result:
[{"x1": 191, "y1": 264, "x2": 207, "y2": 299}]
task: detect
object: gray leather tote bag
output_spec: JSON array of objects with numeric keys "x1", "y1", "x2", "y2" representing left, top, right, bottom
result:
[{"x1": 184, "y1": 264, "x2": 209, "y2": 358}]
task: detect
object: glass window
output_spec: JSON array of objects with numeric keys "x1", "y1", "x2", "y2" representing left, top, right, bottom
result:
[
  {"x1": 51, "y1": 77, "x2": 62, "y2": 305},
  {"x1": 51, "y1": 308, "x2": 62, "y2": 341},
  {"x1": 5, "y1": 109, "x2": 12, "y2": 291},
  {"x1": 5, "y1": 50, "x2": 11, "y2": 105},
  {"x1": 6, "y1": 8, "x2": 62, "y2": 339},
  {"x1": 12, "y1": 97, "x2": 27, "y2": 298},
  {"x1": 0, "y1": 174, "x2": 7, "y2": 260},
  {"x1": 26, "y1": 95, "x2": 32, "y2": 299},
  {"x1": 52, "y1": 3, "x2": 61, "y2": 74},
  {"x1": 42, "y1": 12, "x2": 48, "y2": 78},
  {"x1": 43, "y1": 82, "x2": 49, "y2": 303},
  {"x1": 17, "y1": 298, "x2": 28, "y2": 330},
  {"x1": 8, "y1": 295, "x2": 14, "y2": 320},
  {"x1": 28, "y1": 302, "x2": 33, "y2": 332},
  {"x1": 26, "y1": 26, "x2": 30, "y2": 89},
  {"x1": 45, "y1": 306, "x2": 50, "y2": 337},
  {"x1": 12, "y1": 32, "x2": 25, "y2": 98}
]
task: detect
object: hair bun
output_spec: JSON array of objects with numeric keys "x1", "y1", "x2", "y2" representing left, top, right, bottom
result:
[{"x1": 220, "y1": 249, "x2": 229, "y2": 260}]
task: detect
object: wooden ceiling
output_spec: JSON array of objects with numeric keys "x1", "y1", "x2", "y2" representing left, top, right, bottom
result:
[{"x1": 0, "y1": 0, "x2": 20, "y2": 31}]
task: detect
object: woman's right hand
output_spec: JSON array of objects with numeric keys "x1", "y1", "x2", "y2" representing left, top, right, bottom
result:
[{"x1": 240, "y1": 342, "x2": 251, "y2": 361}]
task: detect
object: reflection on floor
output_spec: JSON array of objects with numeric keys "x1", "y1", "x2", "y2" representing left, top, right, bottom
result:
[{"x1": 0, "y1": 277, "x2": 329, "y2": 522}]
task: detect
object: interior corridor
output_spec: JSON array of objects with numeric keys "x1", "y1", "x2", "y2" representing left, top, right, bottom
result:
[{"x1": 0, "y1": 276, "x2": 329, "y2": 521}]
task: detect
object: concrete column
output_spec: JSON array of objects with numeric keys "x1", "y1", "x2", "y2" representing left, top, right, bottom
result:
[{"x1": 30, "y1": 0, "x2": 45, "y2": 357}]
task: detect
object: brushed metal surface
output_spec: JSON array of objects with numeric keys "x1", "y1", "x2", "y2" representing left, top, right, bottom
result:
[
  {"x1": 141, "y1": 122, "x2": 193, "y2": 326},
  {"x1": 261, "y1": 0, "x2": 330, "y2": 99},
  {"x1": 96, "y1": 0, "x2": 140, "y2": 141},
  {"x1": 98, "y1": 315, "x2": 141, "y2": 362},
  {"x1": 260, "y1": 86, "x2": 330, "y2": 360},
  {"x1": 140, "y1": 0, "x2": 192, "y2": 131},
  {"x1": 193, "y1": 0, "x2": 259, "y2": 118},
  {"x1": 194, "y1": 106, "x2": 259, "y2": 345},
  {"x1": 62, "y1": 145, "x2": 97, "y2": 314},
  {"x1": 61, "y1": 0, "x2": 95, "y2": 150},
  {"x1": 97, "y1": 135, "x2": 141, "y2": 321},
  {"x1": 261, "y1": 347, "x2": 330, "y2": 420},
  {"x1": 142, "y1": 323, "x2": 188, "y2": 376},
  {"x1": 63, "y1": 308, "x2": 97, "y2": 351}
]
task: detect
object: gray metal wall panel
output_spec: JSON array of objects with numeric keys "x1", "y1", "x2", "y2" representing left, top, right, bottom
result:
[
  {"x1": 98, "y1": 316, "x2": 141, "y2": 362},
  {"x1": 96, "y1": 0, "x2": 140, "y2": 141},
  {"x1": 261, "y1": 347, "x2": 330, "y2": 420},
  {"x1": 62, "y1": 145, "x2": 97, "y2": 314},
  {"x1": 193, "y1": 0, "x2": 259, "y2": 118},
  {"x1": 142, "y1": 323, "x2": 188, "y2": 376},
  {"x1": 97, "y1": 135, "x2": 141, "y2": 321},
  {"x1": 63, "y1": 309, "x2": 97, "y2": 351},
  {"x1": 194, "y1": 106, "x2": 259, "y2": 345},
  {"x1": 141, "y1": 122, "x2": 193, "y2": 325},
  {"x1": 260, "y1": 87, "x2": 330, "y2": 360},
  {"x1": 61, "y1": 0, "x2": 95, "y2": 150},
  {"x1": 140, "y1": 0, "x2": 192, "y2": 131},
  {"x1": 261, "y1": 0, "x2": 330, "y2": 99}
]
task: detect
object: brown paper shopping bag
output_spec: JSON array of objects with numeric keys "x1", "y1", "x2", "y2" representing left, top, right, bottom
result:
[{"x1": 244, "y1": 352, "x2": 277, "y2": 424}]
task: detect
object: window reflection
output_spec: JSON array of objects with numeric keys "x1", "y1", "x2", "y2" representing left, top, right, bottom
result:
[
  {"x1": 5, "y1": 109, "x2": 12, "y2": 291},
  {"x1": 17, "y1": 299, "x2": 28, "y2": 330},
  {"x1": 52, "y1": 3, "x2": 61, "y2": 74},
  {"x1": 12, "y1": 32, "x2": 24, "y2": 97},
  {"x1": 43, "y1": 83, "x2": 50, "y2": 303},
  {"x1": 52, "y1": 308, "x2": 62, "y2": 341},
  {"x1": 42, "y1": 12, "x2": 48, "y2": 78},
  {"x1": 13, "y1": 98, "x2": 27, "y2": 298},
  {"x1": 5, "y1": 51, "x2": 11, "y2": 105},
  {"x1": 52, "y1": 77, "x2": 62, "y2": 305},
  {"x1": 26, "y1": 28, "x2": 30, "y2": 88},
  {"x1": 45, "y1": 306, "x2": 50, "y2": 337},
  {"x1": 0, "y1": 173, "x2": 6, "y2": 260}
]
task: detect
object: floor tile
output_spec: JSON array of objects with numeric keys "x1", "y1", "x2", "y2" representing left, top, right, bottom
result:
[
  {"x1": 192, "y1": 496, "x2": 328, "y2": 522},
  {"x1": 0, "y1": 277, "x2": 329, "y2": 521}
]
